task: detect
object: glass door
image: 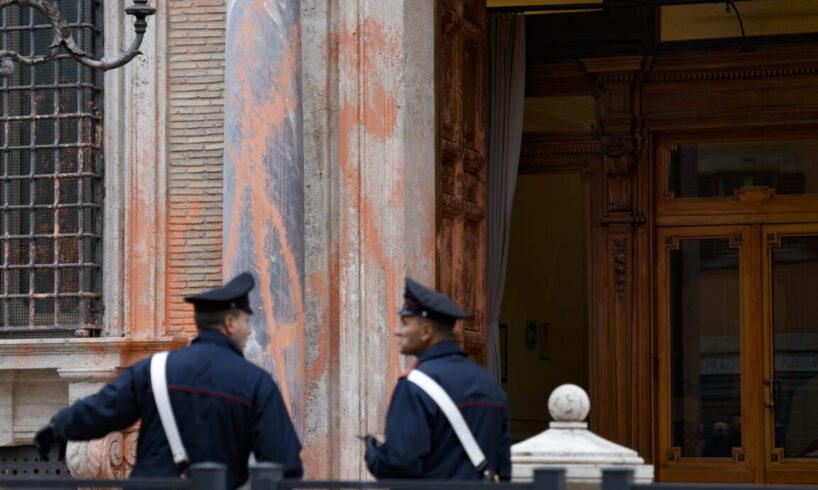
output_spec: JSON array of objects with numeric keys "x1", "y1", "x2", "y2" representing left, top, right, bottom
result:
[
  {"x1": 657, "y1": 226, "x2": 763, "y2": 482},
  {"x1": 763, "y1": 224, "x2": 818, "y2": 483}
]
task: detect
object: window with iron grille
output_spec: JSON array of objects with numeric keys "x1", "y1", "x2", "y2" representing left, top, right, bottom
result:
[{"x1": 0, "y1": 1, "x2": 102, "y2": 338}]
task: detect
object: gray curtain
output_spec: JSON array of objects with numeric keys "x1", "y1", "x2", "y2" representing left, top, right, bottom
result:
[{"x1": 486, "y1": 13, "x2": 525, "y2": 381}]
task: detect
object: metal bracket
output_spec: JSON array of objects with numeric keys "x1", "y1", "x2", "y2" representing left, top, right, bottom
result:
[{"x1": 0, "y1": 0, "x2": 155, "y2": 77}]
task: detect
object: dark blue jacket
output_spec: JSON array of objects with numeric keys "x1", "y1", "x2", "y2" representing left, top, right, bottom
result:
[
  {"x1": 51, "y1": 331, "x2": 303, "y2": 488},
  {"x1": 365, "y1": 341, "x2": 512, "y2": 480}
]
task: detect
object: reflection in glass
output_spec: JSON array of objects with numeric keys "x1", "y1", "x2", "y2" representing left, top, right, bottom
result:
[
  {"x1": 772, "y1": 235, "x2": 818, "y2": 458},
  {"x1": 670, "y1": 238, "x2": 741, "y2": 457},
  {"x1": 669, "y1": 140, "x2": 818, "y2": 198}
]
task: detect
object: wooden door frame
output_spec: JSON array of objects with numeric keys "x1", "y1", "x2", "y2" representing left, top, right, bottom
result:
[
  {"x1": 762, "y1": 223, "x2": 818, "y2": 483},
  {"x1": 654, "y1": 129, "x2": 818, "y2": 225},
  {"x1": 654, "y1": 225, "x2": 763, "y2": 482}
]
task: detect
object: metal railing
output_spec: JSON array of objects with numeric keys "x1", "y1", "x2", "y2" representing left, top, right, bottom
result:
[
  {"x1": 0, "y1": 461, "x2": 214, "y2": 488},
  {"x1": 1, "y1": 464, "x2": 816, "y2": 490},
  {"x1": 252, "y1": 463, "x2": 563, "y2": 490},
  {"x1": 0, "y1": 462, "x2": 559, "y2": 490}
]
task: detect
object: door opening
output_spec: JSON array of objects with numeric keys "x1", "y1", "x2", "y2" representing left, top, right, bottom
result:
[{"x1": 500, "y1": 172, "x2": 591, "y2": 442}]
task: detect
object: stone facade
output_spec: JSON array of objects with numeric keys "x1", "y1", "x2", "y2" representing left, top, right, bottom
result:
[
  {"x1": 0, "y1": 0, "x2": 438, "y2": 482},
  {"x1": 0, "y1": 0, "x2": 228, "y2": 477}
]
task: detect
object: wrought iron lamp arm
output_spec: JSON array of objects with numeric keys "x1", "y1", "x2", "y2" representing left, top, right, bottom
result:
[{"x1": 0, "y1": 0, "x2": 155, "y2": 77}]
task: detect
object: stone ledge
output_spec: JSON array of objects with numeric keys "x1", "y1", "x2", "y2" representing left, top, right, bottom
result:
[{"x1": 0, "y1": 337, "x2": 190, "y2": 371}]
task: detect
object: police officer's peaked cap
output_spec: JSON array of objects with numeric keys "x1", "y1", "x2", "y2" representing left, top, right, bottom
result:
[
  {"x1": 399, "y1": 277, "x2": 469, "y2": 323},
  {"x1": 184, "y1": 272, "x2": 255, "y2": 314}
]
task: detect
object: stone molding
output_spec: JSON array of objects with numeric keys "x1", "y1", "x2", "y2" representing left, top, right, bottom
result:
[
  {"x1": 0, "y1": 337, "x2": 186, "y2": 370},
  {"x1": 0, "y1": 337, "x2": 186, "y2": 477},
  {"x1": 103, "y1": 0, "x2": 169, "y2": 338}
]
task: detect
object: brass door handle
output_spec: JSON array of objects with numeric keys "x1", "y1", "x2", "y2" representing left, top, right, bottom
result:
[{"x1": 764, "y1": 379, "x2": 775, "y2": 408}]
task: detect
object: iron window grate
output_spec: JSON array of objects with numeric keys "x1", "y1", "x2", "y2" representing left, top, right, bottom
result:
[{"x1": 0, "y1": 1, "x2": 102, "y2": 338}]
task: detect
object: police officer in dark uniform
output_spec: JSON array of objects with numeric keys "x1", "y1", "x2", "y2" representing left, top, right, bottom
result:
[
  {"x1": 33, "y1": 273, "x2": 303, "y2": 488},
  {"x1": 364, "y1": 277, "x2": 512, "y2": 480}
]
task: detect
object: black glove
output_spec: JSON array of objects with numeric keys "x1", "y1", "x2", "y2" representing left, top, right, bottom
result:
[
  {"x1": 58, "y1": 438, "x2": 67, "y2": 461},
  {"x1": 33, "y1": 424, "x2": 57, "y2": 461},
  {"x1": 34, "y1": 425, "x2": 65, "y2": 462},
  {"x1": 364, "y1": 435, "x2": 382, "y2": 454}
]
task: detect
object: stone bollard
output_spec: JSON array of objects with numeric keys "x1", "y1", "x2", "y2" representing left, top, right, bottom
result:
[{"x1": 511, "y1": 384, "x2": 653, "y2": 490}]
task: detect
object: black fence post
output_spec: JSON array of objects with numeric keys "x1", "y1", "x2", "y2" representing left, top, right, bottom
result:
[
  {"x1": 533, "y1": 467, "x2": 566, "y2": 490},
  {"x1": 602, "y1": 468, "x2": 634, "y2": 490},
  {"x1": 250, "y1": 461, "x2": 285, "y2": 490},
  {"x1": 189, "y1": 462, "x2": 228, "y2": 490}
]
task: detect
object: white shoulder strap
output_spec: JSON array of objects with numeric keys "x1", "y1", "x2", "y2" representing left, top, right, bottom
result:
[
  {"x1": 150, "y1": 352, "x2": 190, "y2": 471},
  {"x1": 407, "y1": 369, "x2": 487, "y2": 469}
]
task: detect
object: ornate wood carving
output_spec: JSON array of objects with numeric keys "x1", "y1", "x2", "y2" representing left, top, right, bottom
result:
[
  {"x1": 583, "y1": 56, "x2": 650, "y2": 223},
  {"x1": 437, "y1": 0, "x2": 487, "y2": 365},
  {"x1": 519, "y1": 132, "x2": 602, "y2": 174},
  {"x1": 579, "y1": 56, "x2": 651, "y2": 459},
  {"x1": 600, "y1": 133, "x2": 642, "y2": 212},
  {"x1": 647, "y1": 45, "x2": 818, "y2": 83},
  {"x1": 613, "y1": 238, "x2": 627, "y2": 298}
]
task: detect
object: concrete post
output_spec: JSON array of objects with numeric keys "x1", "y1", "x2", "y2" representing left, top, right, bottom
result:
[{"x1": 223, "y1": 0, "x2": 305, "y2": 434}]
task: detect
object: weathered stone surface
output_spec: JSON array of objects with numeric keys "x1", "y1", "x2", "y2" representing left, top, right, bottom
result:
[{"x1": 223, "y1": 0, "x2": 306, "y2": 442}]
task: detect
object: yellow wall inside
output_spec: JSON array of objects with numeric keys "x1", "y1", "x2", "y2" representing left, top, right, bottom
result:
[
  {"x1": 500, "y1": 173, "x2": 590, "y2": 441},
  {"x1": 662, "y1": 1, "x2": 818, "y2": 41}
]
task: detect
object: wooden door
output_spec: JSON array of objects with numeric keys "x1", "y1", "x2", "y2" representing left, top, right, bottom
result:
[
  {"x1": 656, "y1": 225, "x2": 763, "y2": 483},
  {"x1": 762, "y1": 223, "x2": 818, "y2": 483},
  {"x1": 436, "y1": 0, "x2": 487, "y2": 364},
  {"x1": 657, "y1": 223, "x2": 818, "y2": 483}
]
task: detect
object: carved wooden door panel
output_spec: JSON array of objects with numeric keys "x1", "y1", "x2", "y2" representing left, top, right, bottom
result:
[{"x1": 437, "y1": 0, "x2": 487, "y2": 364}]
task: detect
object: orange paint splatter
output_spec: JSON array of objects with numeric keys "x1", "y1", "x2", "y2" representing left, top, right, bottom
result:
[{"x1": 223, "y1": 1, "x2": 304, "y2": 420}]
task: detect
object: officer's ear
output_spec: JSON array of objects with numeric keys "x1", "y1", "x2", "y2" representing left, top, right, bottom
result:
[
  {"x1": 420, "y1": 318, "x2": 435, "y2": 341},
  {"x1": 222, "y1": 311, "x2": 237, "y2": 336}
]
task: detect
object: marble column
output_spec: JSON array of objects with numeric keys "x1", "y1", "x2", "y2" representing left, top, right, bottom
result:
[
  {"x1": 301, "y1": 0, "x2": 437, "y2": 478},
  {"x1": 224, "y1": 0, "x2": 437, "y2": 479},
  {"x1": 223, "y1": 0, "x2": 305, "y2": 436}
]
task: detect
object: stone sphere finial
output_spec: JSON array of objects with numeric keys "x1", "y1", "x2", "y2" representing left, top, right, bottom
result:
[{"x1": 548, "y1": 384, "x2": 590, "y2": 422}]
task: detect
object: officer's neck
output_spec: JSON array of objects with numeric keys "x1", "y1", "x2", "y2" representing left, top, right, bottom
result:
[{"x1": 416, "y1": 337, "x2": 453, "y2": 356}]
